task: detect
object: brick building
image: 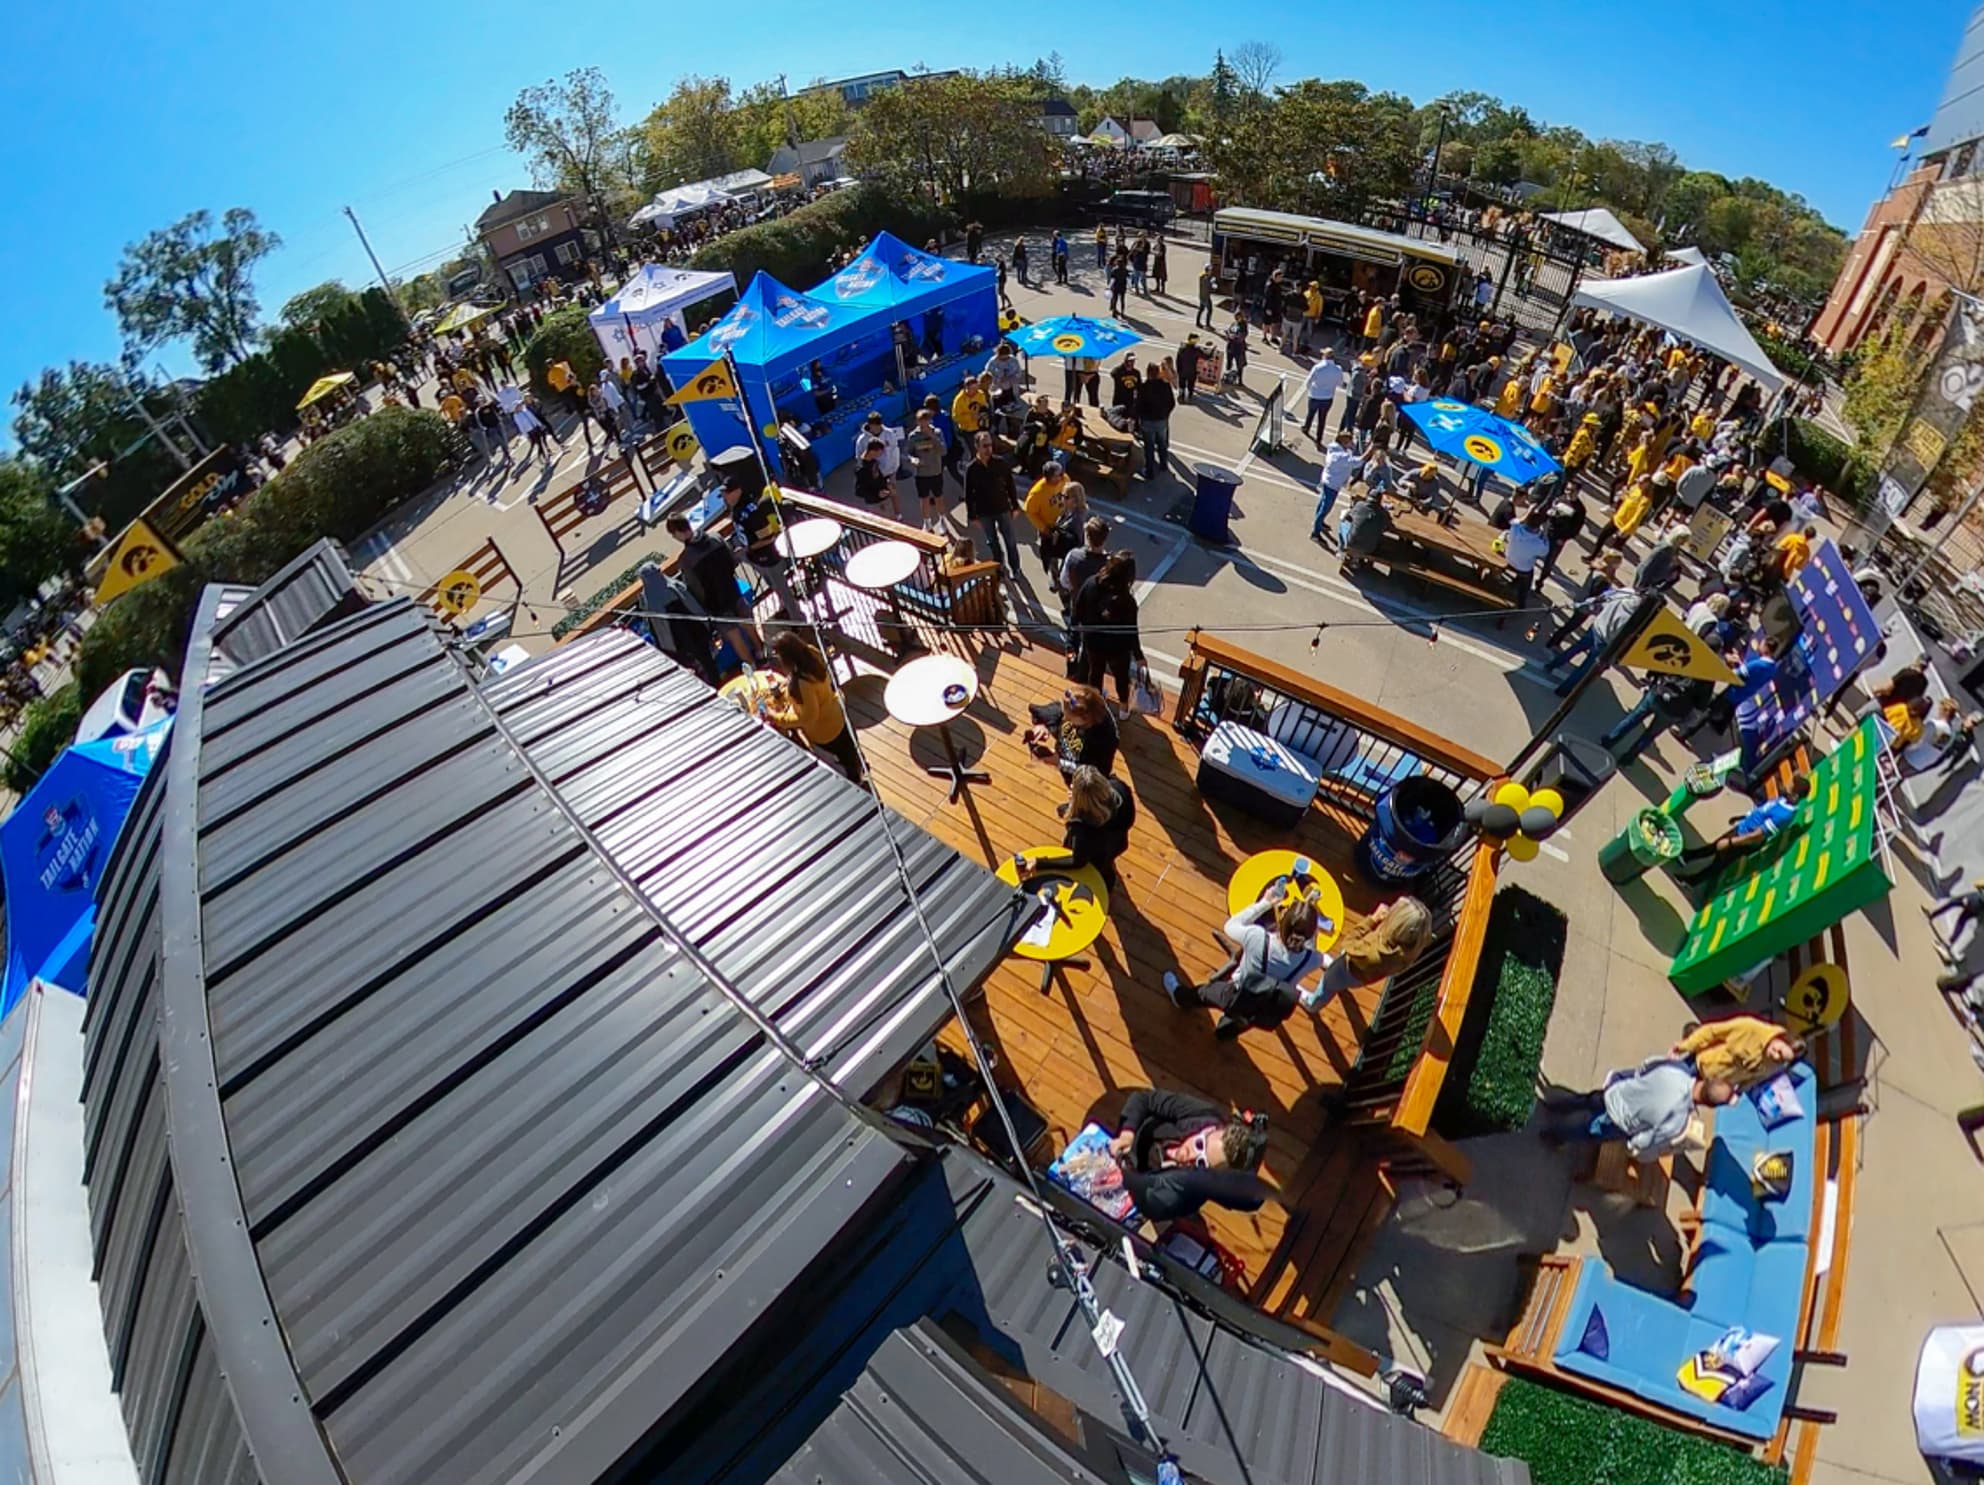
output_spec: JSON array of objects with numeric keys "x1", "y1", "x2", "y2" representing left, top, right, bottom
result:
[{"x1": 1812, "y1": 5, "x2": 1984, "y2": 356}]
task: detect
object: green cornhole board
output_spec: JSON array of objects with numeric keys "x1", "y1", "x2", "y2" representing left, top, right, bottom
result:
[{"x1": 1668, "y1": 716, "x2": 1891, "y2": 995}]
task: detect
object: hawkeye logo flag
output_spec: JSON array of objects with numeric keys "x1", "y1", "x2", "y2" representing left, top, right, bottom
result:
[
  {"x1": 668, "y1": 362, "x2": 738, "y2": 406},
  {"x1": 1619, "y1": 606, "x2": 1739, "y2": 684},
  {"x1": 94, "y1": 517, "x2": 183, "y2": 606}
]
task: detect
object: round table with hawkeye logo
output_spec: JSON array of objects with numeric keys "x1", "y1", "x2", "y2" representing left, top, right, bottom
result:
[
  {"x1": 1225, "y1": 849, "x2": 1345, "y2": 952},
  {"x1": 995, "y1": 847, "x2": 1110, "y2": 992}
]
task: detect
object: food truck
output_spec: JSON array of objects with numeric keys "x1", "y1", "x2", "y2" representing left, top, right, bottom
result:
[{"x1": 1210, "y1": 206, "x2": 1469, "y2": 329}]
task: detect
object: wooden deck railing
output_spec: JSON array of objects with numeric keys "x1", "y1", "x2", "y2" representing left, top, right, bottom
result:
[
  {"x1": 559, "y1": 487, "x2": 1005, "y2": 644},
  {"x1": 1172, "y1": 633, "x2": 1504, "y2": 1188}
]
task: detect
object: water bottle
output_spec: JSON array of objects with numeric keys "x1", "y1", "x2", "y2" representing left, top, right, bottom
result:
[
  {"x1": 1156, "y1": 1455, "x2": 1184, "y2": 1485},
  {"x1": 1292, "y1": 855, "x2": 1311, "y2": 879}
]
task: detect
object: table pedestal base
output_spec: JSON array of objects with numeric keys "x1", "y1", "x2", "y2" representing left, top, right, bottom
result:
[{"x1": 927, "y1": 723, "x2": 990, "y2": 802}]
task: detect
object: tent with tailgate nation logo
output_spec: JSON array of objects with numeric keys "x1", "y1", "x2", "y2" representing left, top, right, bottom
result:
[{"x1": 0, "y1": 718, "x2": 169, "y2": 1014}]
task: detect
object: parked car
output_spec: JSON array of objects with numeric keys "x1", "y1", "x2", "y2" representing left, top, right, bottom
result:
[{"x1": 74, "y1": 668, "x2": 174, "y2": 746}]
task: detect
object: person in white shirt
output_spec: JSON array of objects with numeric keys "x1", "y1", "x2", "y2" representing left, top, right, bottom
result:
[
  {"x1": 1302, "y1": 350, "x2": 1344, "y2": 446},
  {"x1": 1499, "y1": 503, "x2": 1552, "y2": 620},
  {"x1": 860, "y1": 411, "x2": 903, "y2": 477},
  {"x1": 1311, "y1": 431, "x2": 1359, "y2": 544}
]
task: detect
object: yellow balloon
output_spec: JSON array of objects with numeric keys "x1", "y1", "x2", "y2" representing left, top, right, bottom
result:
[
  {"x1": 1528, "y1": 787, "x2": 1565, "y2": 819},
  {"x1": 1494, "y1": 781, "x2": 1532, "y2": 812},
  {"x1": 1506, "y1": 834, "x2": 1541, "y2": 862}
]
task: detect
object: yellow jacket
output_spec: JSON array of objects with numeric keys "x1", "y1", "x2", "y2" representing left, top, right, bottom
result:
[
  {"x1": 770, "y1": 673, "x2": 847, "y2": 746},
  {"x1": 1024, "y1": 475, "x2": 1071, "y2": 532},
  {"x1": 1494, "y1": 378, "x2": 1523, "y2": 419},
  {"x1": 1564, "y1": 425, "x2": 1596, "y2": 470},
  {"x1": 951, "y1": 387, "x2": 988, "y2": 434},
  {"x1": 1363, "y1": 304, "x2": 1384, "y2": 339},
  {"x1": 1676, "y1": 1016, "x2": 1788, "y2": 1086},
  {"x1": 1613, "y1": 485, "x2": 1653, "y2": 536}
]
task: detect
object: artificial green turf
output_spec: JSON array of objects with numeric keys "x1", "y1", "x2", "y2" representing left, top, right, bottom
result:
[{"x1": 1478, "y1": 1377, "x2": 1788, "y2": 1485}]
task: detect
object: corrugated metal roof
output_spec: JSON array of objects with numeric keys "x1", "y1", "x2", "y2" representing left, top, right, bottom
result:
[
  {"x1": 81, "y1": 591, "x2": 1020, "y2": 1485},
  {"x1": 208, "y1": 539, "x2": 365, "y2": 672},
  {"x1": 702, "y1": 1151, "x2": 1528, "y2": 1485},
  {"x1": 770, "y1": 1325, "x2": 1111, "y2": 1485}
]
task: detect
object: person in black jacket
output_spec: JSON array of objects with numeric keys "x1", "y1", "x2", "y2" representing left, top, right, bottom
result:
[
  {"x1": 1043, "y1": 765, "x2": 1136, "y2": 889},
  {"x1": 1134, "y1": 370, "x2": 1176, "y2": 477},
  {"x1": 1025, "y1": 683, "x2": 1118, "y2": 779},
  {"x1": 963, "y1": 432, "x2": 1022, "y2": 568},
  {"x1": 1070, "y1": 552, "x2": 1146, "y2": 708},
  {"x1": 1107, "y1": 1088, "x2": 1270, "y2": 1222},
  {"x1": 664, "y1": 513, "x2": 758, "y2": 665}
]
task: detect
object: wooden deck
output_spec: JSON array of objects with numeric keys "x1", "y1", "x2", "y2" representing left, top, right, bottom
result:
[{"x1": 845, "y1": 635, "x2": 1396, "y2": 1326}]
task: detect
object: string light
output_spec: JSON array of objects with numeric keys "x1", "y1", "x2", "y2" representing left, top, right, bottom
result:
[{"x1": 1309, "y1": 622, "x2": 1327, "y2": 653}]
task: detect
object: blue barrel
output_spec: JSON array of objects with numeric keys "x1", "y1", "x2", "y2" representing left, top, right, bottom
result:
[
  {"x1": 1189, "y1": 463, "x2": 1242, "y2": 544},
  {"x1": 1356, "y1": 775, "x2": 1465, "y2": 884}
]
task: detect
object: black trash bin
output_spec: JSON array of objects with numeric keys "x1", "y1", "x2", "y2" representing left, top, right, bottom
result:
[
  {"x1": 1355, "y1": 775, "x2": 1466, "y2": 885},
  {"x1": 1520, "y1": 733, "x2": 1616, "y2": 830},
  {"x1": 1190, "y1": 463, "x2": 1243, "y2": 544}
]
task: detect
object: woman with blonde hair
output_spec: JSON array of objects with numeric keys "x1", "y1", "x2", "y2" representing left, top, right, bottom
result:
[
  {"x1": 1041, "y1": 764, "x2": 1136, "y2": 889},
  {"x1": 1301, "y1": 897, "x2": 1434, "y2": 1013}
]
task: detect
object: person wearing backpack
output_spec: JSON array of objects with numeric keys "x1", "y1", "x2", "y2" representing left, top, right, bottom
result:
[{"x1": 1162, "y1": 884, "x2": 1324, "y2": 1040}]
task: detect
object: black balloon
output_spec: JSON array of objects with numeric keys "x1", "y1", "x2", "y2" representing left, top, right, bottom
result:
[
  {"x1": 1478, "y1": 803, "x2": 1521, "y2": 838},
  {"x1": 1463, "y1": 796, "x2": 1492, "y2": 826},
  {"x1": 1520, "y1": 804, "x2": 1563, "y2": 840}
]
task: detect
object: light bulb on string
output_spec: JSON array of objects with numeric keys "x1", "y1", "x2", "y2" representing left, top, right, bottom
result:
[
  {"x1": 1310, "y1": 622, "x2": 1328, "y2": 653},
  {"x1": 1427, "y1": 624, "x2": 1440, "y2": 646},
  {"x1": 1524, "y1": 621, "x2": 1541, "y2": 642}
]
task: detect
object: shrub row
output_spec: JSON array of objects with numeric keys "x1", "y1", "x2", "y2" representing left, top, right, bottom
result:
[
  {"x1": 195, "y1": 287, "x2": 409, "y2": 447},
  {"x1": 4, "y1": 682, "x2": 81, "y2": 795},
  {"x1": 551, "y1": 558, "x2": 653, "y2": 639},
  {"x1": 1479, "y1": 1376, "x2": 1787, "y2": 1485},
  {"x1": 1436, "y1": 885, "x2": 1568, "y2": 1138},
  {"x1": 74, "y1": 407, "x2": 455, "y2": 699},
  {"x1": 1754, "y1": 416, "x2": 1878, "y2": 507}
]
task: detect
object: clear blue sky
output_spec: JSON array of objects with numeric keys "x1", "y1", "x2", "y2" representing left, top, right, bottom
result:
[{"x1": 2, "y1": 0, "x2": 1972, "y2": 427}]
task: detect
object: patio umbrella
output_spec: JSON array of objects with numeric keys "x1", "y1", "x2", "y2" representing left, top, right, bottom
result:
[
  {"x1": 1401, "y1": 399, "x2": 1561, "y2": 486},
  {"x1": 296, "y1": 372, "x2": 355, "y2": 410},
  {"x1": 1005, "y1": 314, "x2": 1142, "y2": 359}
]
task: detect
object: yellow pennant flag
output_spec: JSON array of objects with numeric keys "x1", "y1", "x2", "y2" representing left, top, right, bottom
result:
[
  {"x1": 94, "y1": 518, "x2": 183, "y2": 607},
  {"x1": 1618, "y1": 605, "x2": 1739, "y2": 684},
  {"x1": 667, "y1": 361, "x2": 737, "y2": 405}
]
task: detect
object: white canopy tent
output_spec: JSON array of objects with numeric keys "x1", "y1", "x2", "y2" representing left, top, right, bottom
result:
[
  {"x1": 1541, "y1": 206, "x2": 1646, "y2": 253},
  {"x1": 1572, "y1": 263, "x2": 1787, "y2": 391},
  {"x1": 706, "y1": 168, "x2": 774, "y2": 196},
  {"x1": 589, "y1": 264, "x2": 739, "y2": 362},
  {"x1": 1665, "y1": 245, "x2": 1710, "y2": 268},
  {"x1": 630, "y1": 182, "x2": 738, "y2": 229}
]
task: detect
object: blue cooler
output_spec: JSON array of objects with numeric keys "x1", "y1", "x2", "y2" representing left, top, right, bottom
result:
[{"x1": 1356, "y1": 775, "x2": 1465, "y2": 884}]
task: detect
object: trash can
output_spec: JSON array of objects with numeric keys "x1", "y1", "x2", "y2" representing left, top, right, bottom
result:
[
  {"x1": 1189, "y1": 463, "x2": 1243, "y2": 545},
  {"x1": 1356, "y1": 775, "x2": 1466, "y2": 884},
  {"x1": 1597, "y1": 808, "x2": 1683, "y2": 885}
]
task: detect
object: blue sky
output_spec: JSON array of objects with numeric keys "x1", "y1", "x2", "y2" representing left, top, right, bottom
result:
[{"x1": 2, "y1": 0, "x2": 1972, "y2": 428}]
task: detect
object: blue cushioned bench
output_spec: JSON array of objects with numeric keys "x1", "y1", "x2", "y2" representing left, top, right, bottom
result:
[{"x1": 1544, "y1": 1062, "x2": 1819, "y2": 1442}]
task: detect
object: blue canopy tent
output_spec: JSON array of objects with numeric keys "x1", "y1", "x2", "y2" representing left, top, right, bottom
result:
[
  {"x1": 1, "y1": 719, "x2": 170, "y2": 1014},
  {"x1": 663, "y1": 242, "x2": 998, "y2": 478}
]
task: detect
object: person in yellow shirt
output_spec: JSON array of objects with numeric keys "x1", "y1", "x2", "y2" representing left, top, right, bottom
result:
[
  {"x1": 1563, "y1": 413, "x2": 1599, "y2": 472},
  {"x1": 439, "y1": 390, "x2": 466, "y2": 424},
  {"x1": 1773, "y1": 524, "x2": 1815, "y2": 583},
  {"x1": 1884, "y1": 695, "x2": 1930, "y2": 751},
  {"x1": 766, "y1": 634, "x2": 862, "y2": 781},
  {"x1": 1588, "y1": 480, "x2": 1654, "y2": 556},
  {"x1": 951, "y1": 376, "x2": 989, "y2": 446},
  {"x1": 1024, "y1": 461, "x2": 1083, "y2": 534},
  {"x1": 1689, "y1": 410, "x2": 1716, "y2": 440},
  {"x1": 1494, "y1": 372, "x2": 1524, "y2": 420},
  {"x1": 545, "y1": 360, "x2": 573, "y2": 393},
  {"x1": 1362, "y1": 299, "x2": 1384, "y2": 348},
  {"x1": 1671, "y1": 1016, "x2": 1804, "y2": 1088},
  {"x1": 1617, "y1": 429, "x2": 1654, "y2": 493}
]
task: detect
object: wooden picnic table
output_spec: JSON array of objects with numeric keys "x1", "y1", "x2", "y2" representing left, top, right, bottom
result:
[{"x1": 1370, "y1": 504, "x2": 1522, "y2": 609}]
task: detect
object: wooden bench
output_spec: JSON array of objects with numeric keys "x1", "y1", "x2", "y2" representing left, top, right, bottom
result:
[
  {"x1": 1370, "y1": 507, "x2": 1522, "y2": 610},
  {"x1": 418, "y1": 537, "x2": 524, "y2": 636},
  {"x1": 532, "y1": 453, "x2": 649, "y2": 584}
]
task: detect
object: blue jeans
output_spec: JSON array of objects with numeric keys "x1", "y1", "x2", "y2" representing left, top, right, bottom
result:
[
  {"x1": 977, "y1": 511, "x2": 1022, "y2": 568},
  {"x1": 1139, "y1": 418, "x2": 1170, "y2": 473},
  {"x1": 1601, "y1": 692, "x2": 1662, "y2": 758},
  {"x1": 1312, "y1": 484, "x2": 1346, "y2": 537},
  {"x1": 1549, "y1": 631, "x2": 1603, "y2": 696}
]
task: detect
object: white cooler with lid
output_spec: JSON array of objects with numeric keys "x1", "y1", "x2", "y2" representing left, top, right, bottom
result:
[{"x1": 1197, "y1": 720, "x2": 1320, "y2": 827}]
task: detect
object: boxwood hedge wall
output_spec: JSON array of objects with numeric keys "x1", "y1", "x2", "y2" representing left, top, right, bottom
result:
[{"x1": 1479, "y1": 1376, "x2": 1787, "y2": 1485}]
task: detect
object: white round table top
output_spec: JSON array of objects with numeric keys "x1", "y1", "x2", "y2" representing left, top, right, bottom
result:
[
  {"x1": 844, "y1": 540, "x2": 923, "y2": 591},
  {"x1": 884, "y1": 653, "x2": 979, "y2": 728},
  {"x1": 777, "y1": 517, "x2": 844, "y2": 561}
]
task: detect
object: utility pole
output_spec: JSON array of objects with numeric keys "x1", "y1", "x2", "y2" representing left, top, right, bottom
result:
[
  {"x1": 343, "y1": 205, "x2": 400, "y2": 304},
  {"x1": 777, "y1": 73, "x2": 799, "y2": 151},
  {"x1": 124, "y1": 388, "x2": 192, "y2": 472}
]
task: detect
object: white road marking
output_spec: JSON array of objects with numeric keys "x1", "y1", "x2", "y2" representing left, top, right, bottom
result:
[{"x1": 1134, "y1": 533, "x2": 1192, "y2": 604}]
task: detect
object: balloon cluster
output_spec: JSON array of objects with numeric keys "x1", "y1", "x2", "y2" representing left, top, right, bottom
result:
[{"x1": 1464, "y1": 781, "x2": 1565, "y2": 862}]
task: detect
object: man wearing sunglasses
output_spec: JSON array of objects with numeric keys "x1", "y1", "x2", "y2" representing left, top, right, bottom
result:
[{"x1": 1106, "y1": 1087, "x2": 1271, "y2": 1222}]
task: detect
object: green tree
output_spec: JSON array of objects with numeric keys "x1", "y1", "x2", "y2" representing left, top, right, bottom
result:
[
  {"x1": 846, "y1": 71, "x2": 1058, "y2": 202},
  {"x1": 0, "y1": 458, "x2": 82, "y2": 610},
  {"x1": 504, "y1": 67, "x2": 623, "y2": 242},
  {"x1": 1204, "y1": 80, "x2": 1415, "y2": 218},
  {"x1": 9, "y1": 362, "x2": 188, "y2": 533},
  {"x1": 105, "y1": 208, "x2": 280, "y2": 369},
  {"x1": 280, "y1": 280, "x2": 359, "y2": 331},
  {"x1": 1840, "y1": 319, "x2": 1928, "y2": 448},
  {"x1": 639, "y1": 75, "x2": 743, "y2": 193},
  {"x1": 731, "y1": 81, "x2": 852, "y2": 172}
]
